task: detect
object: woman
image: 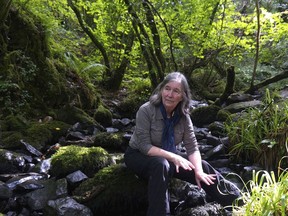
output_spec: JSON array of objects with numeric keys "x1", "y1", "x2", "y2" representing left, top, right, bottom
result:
[{"x1": 124, "y1": 72, "x2": 241, "y2": 216}]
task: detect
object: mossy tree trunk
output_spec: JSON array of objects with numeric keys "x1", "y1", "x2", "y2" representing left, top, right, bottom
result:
[{"x1": 0, "y1": 0, "x2": 12, "y2": 59}]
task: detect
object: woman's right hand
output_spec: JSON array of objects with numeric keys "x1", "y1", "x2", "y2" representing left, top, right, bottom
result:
[
  {"x1": 148, "y1": 146, "x2": 195, "y2": 173},
  {"x1": 171, "y1": 154, "x2": 195, "y2": 173}
]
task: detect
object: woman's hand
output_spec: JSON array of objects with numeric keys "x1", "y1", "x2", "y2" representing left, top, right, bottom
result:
[
  {"x1": 194, "y1": 171, "x2": 216, "y2": 189},
  {"x1": 171, "y1": 154, "x2": 195, "y2": 173}
]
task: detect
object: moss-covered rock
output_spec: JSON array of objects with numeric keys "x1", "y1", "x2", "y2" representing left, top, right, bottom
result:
[
  {"x1": 73, "y1": 164, "x2": 147, "y2": 216},
  {"x1": 118, "y1": 92, "x2": 150, "y2": 119},
  {"x1": 208, "y1": 121, "x2": 226, "y2": 137},
  {"x1": 1, "y1": 131, "x2": 24, "y2": 149},
  {"x1": 1, "y1": 115, "x2": 28, "y2": 131},
  {"x1": 1, "y1": 118, "x2": 70, "y2": 150},
  {"x1": 190, "y1": 105, "x2": 221, "y2": 127},
  {"x1": 24, "y1": 120, "x2": 70, "y2": 150},
  {"x1": 50, "y1": 145, "x2": 112, "y2": 178},
  {"x1": 216, "y1": 109, "x2": 231, "y2": 122},
  {"x1": 93, "y1": 105, "x2": 112, "y2": 127},
  {"x1": 93, "y1": 132, "x2": 125, "y2": 151},
  {"x1": 55, "y1": 105, "x2": 97, "y2": 126}
]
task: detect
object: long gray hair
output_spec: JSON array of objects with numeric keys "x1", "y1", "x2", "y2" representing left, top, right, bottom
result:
[{"x1": 150, "y1": 72, "x2": 191, "y2": 115}]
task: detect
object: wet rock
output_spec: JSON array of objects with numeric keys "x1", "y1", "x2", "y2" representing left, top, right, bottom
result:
[
  {"x1": 65, "y1": 131, "x2": 86, "y2": 141},
  {"x1": 56, "y1": 178, "x2": 68, "y2": 198},
  {"x1": 223, "y1": 100, "x2": 262, "y2": 113},
  {"x1": 0, "y1": 150, "x2": 29, "y2": 173},
  {"x1": 45, "y1": 197, "x2": 93, "y2": 216},
  {"x1": 39, "y1": 158, "x2": 52, "y2": 174},
  {"x1": 227, "y1": 93, "x2": 254, "y2": 104},
  {"x1": 206, "y1": 134, "x2": 221, "y2": 147},
  {"x1": 16, "y1": 180, "x2": 44, "y2": 192},
  {"x1": 171, "y1": 180, "x2": 206, "y2": 214},
  {"x1": 208, "y1": 158, "x2": 231, "y2": 169},
  {"x1": 178, "y1": 202, "x2": 225, "y2": 216},
  {"x1": 241, "y1": 165, "x2": 263, "y2": 182},
  {"x1": 5, "y1": 173, "x2": 47, "y2": 190},
  {"x1": 120, "y1": 118, "x2": 131, "y2": 126},
  {"x1": 202, "y1": 144, "x2": 225, "y2": 160},
  {"x1": 69, "y1": 122, "x2": 101, "y2": 136},
  {"x1": 66, "y1": 170, "x2": 88, "y2": 187},
  {"x1": 24, "y1": 179, "x2": 58, "y2": 210},
  {"x1": 0, "y1": 184, "x2": 13, "y2": 199},
  {"x1": 106, "y1": 127, "x2": 119, "y2": 133},
  {"x1": 20, "y1": 140, "x2": 42, "y2": 157},
  {"x1": 197, "y1": 144, "x2": 214, "y2": 153}
]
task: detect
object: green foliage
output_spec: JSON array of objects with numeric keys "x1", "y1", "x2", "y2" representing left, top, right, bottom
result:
[
  {"x1": 11, "y1": 0, "x2": 288, "y2": 93},
  {"x1": 50, "y1": 145, "x2": 112, "y2": 178},
  {"x1": 225, "y1": 89, "x2": 288, "y2": 170},
  {"x1": 118, "y1": 77, "x2": 152, "y2": 117},
  {"x1": 234, "y1": 168, "x2": 288, "y2": 216},
  {"x1": 0, "y1": 50, "x2": 38, "y2": 115}
]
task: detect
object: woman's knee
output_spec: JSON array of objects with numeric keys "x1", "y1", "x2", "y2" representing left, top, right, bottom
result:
[{"x1": 150, "y1": 157, "x2": 171, "y2": 174}]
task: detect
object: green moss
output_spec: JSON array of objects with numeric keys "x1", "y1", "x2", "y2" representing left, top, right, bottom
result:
[
  {"x1": 73, "y1": 164, "x2": 147, "y2": 216},
  {"x1": 50, "y1": 145, "x2": 112, "y2": 178},
  {"x1": 216, "y1": 109, "x2": 231, "y2": 122},
  {"x1": 93, "y1": 132, "x2": 124, "y2": 151},
  {"x1": 190, "y1": 105, "x2": 221, "y2": 126},
  {"x1": 94, "y1": 105, "x2": 112, "y2": 127},
  {"x1": 25, "y1": 123, "x2": 52, "y2": 150},
  {"x1": 118, "y1": 95, "x2": 148, "y2": 119},
  {"x1": 1, "y1": 131, "x2": 24, "y2": 149},
  {"x1": 2, "y1": 115, "x2": 28, "y2": 131},
  {"x1": 56, "y1": 105, "x2": 96, "y2": 125},
  {"x1": 0, "y1": 9, "x2": 99, "y2": 118}
]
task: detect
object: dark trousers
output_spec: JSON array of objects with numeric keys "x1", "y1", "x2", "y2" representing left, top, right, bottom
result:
[{"x1": 124, "y1": 147, "x2": 241, "y2": 216}]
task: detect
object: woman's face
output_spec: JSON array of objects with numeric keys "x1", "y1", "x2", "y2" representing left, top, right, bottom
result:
[{"x1": 161, "y1": 80, "x2": 183, "y2": 114}]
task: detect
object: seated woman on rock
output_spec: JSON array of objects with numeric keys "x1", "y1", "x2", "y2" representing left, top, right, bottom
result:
[{"x1": 124, "y1": 72, "x2": 241, "y2": 216}]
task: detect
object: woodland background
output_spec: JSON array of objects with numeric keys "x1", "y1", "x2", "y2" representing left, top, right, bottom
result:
[{"x1": 1, "y1": 0, "x2": 288, "y2": 117}]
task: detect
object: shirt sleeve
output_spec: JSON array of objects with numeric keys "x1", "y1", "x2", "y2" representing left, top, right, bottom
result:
[
  {"x1": 182, "y1": 114, "x2": 199, "y2": 156},
  {"x1": 129, "y1": 103, "x2": 154, "y2": 155}
]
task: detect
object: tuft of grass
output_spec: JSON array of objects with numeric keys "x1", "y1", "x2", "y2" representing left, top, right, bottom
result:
[
  {"x1": 233, "y1": 158, "x2": 288, "y2": 216},
  {"x1": 225, "y1": 89, "x2": 288, "y2": 171}
]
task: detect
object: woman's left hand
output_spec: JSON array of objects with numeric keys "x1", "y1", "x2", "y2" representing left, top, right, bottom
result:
[{"x1": 194, "y1": 171, "x2": 216, "y2": 189}]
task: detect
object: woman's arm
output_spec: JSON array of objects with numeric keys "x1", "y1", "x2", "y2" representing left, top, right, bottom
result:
[
  {"x1": 148, "y1": 146, "x2": 195, "y2": 172},
  {"x1": 188, "y1": 151, "x2": 216, "y2": 188}
]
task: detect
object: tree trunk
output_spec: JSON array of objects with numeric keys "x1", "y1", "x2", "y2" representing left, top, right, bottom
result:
[
  {"x1": 248, "y1": 0, "x2": 261, "y2": 93},
  {"x1": 245, "y1": 70, "x2": 288, "y2": 94},
  {"x1": 214, "y1": 66, "x2": 235, "y2": 106},
  {"x1": 68, "y1": 0, "x2": 111, "y2": 77},
  {"x1": 124, "y1": 0, "x2": 165, "y2": 88},
  {"x1": 107, "y1": 31, "x2": 135, "y2": 91}
]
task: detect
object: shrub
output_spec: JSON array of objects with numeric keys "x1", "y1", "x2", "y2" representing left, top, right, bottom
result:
[{"x1": 225, "y1": 89, "x2": 288, "y2": 171}]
